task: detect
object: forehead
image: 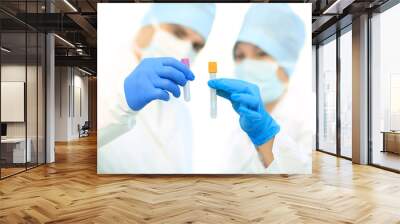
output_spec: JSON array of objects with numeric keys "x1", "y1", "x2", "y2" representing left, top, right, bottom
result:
[
  {"x1": 236, "y1": 42, "x2": 264, "y2": 53},
  {"x1": 163, "y1": 23, "x2": 204, "y2": 44}
]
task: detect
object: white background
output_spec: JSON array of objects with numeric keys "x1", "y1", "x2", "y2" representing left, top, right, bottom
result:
[{"x1": 98, "y1": 3, "x2": 313, "y2": 173}]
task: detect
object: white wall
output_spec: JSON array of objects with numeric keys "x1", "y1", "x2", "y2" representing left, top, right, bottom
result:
[
  {"x1": 55, "y1": 66, "x2": 69, "y2": 141},
  {"x1": 1, "y1": 66, "x2": 26, "y2": 130},
  {"x1": 72, "y1": 73, "x2": 89, "y2": 138},
  {"x1": 55, "y1": 67, "x2": 89, "y2": 141},
  {"x1": 1, "y1": 65, "x2": 38, "y2": 138}
]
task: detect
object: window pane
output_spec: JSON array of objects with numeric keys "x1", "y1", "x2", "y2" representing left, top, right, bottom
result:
[
  {"x1": 340, "y1": 29, "x2": 352, "y2": 158},
  {"x1": 371, "y1": 4, "x2": 400, "y2": 171},
  {"x1": 318, "y1": 37, "x2": 337, "y2": 154}
]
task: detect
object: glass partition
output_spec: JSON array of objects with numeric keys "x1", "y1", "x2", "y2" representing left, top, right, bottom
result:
[
  {"x1": 0, "y1": 1, "x2": 46, "y2": 179},
  {"x1": 38, "y1": 32, "x2": 45, "y2": 165},
  {"x1": 1, "y1": 31, "x2": 28, "y2": 178},
  {"x1": 27, "y1": 30, "x2": 38, "y2": 169},
  {"x1": 371, "y1": 3, "x2": 400, "y2": 171}
]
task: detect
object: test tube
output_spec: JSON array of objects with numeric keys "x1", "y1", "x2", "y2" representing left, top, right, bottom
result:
[
  {"x1": 181, "y1": 58, "x2": 191, "y2": 102},
  {"x1": 208, "y1": 61, "x2": 217, "y2": 118}
]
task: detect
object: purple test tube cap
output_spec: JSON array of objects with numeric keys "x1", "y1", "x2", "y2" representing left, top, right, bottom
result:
[{"x1": 181, "y1": 58, "x2": 190, "y2": 67}]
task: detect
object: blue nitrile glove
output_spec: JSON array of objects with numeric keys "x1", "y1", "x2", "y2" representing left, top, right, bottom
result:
[
  {"x1": 124, "y1": 57, "x2": 195, "y2": 111},
  {"x1": 208, "y1": 78, "x2": 280, "y2": 146}
]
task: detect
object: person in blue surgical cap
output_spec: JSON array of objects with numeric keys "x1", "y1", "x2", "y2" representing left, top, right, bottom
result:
[
  {"x1": 208, "y1": 4, "x2": 309, "y2": 173},
  {"x1": 233, "y1": 4, "x2": 305, "y2": 109},
  {"x1": 99, "y1": 4, "x2": 216, "y2": 174},
  {"x1": 129, "y1": 3, "x2": 216, "y2": 111}
]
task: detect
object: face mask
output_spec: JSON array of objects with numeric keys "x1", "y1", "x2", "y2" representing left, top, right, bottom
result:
[
  {"x1": 140, "y1": 29, "x2": 196, "y2": 61},
  {"x1": 234, "y1": 59, "x2": 286, "y2": 104}
]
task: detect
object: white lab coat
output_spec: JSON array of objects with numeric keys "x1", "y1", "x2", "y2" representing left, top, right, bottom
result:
[
  {"x1": 222, "y1": 93, "x2": 313, "y2": 174},
  {"x1": 222, "y1": 72, "x2": 314, "y2": 174},
  {"x1": 98, "y1": 57, "x2": 194, "y2": 173},
  {"x1": 99, "y1": 98, "x2": 193, "y2": 173},
  {"x1": 98, "y1": 57, "x2": 312, "y2": 174},
  {"x1": 224, "y1": 118, "x2": 312, "y2": 174}
]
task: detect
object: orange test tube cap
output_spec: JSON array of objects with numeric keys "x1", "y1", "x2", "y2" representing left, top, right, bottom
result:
[{"x1": 208, "y1": 61, "x2": 217, "y2": 73}]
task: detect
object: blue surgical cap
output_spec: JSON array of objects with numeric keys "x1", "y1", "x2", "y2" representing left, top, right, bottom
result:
[
  {"x1": 141, "y1": 3, "x2": 216, "y2": 40},
  {"x1": 237, "y1": 4, "x2": 306, "y2": 77}
]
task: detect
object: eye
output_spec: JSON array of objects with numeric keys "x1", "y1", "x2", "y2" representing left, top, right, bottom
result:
[
  {"x1": 234, "y1": 52, "x2": 245, "y2": 61},
  {"x1": 256, "y1": 50, "x2": 267, "y2": 58},
  {"x1": 192, "y1": 42, "x2": 204, "y2": 52},
  {"x1": 172, "y1": 26, "x2": 187, "y2": 40}
]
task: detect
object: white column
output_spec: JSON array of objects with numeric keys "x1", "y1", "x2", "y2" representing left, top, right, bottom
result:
[
  {"x1": 46, "y1": 32, "x2": 55, "y2": 163},
  {"x1": 45, "y1": 0, "x2": 56, "y2": 163}
]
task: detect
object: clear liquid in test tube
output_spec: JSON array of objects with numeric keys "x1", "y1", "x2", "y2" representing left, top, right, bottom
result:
[
  {"x1": 208, "y1": 61, "x2": 217, "y2": 118},
  {"x1": 181, "y1": 58, "x2": 191, "y2": 102}
]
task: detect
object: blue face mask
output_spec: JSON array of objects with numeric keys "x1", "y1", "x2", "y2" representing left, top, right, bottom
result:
[{"x1": 234, "y1": 59, "x2": 286, "y2": 104}]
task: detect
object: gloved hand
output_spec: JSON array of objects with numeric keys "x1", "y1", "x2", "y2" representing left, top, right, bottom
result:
[
  {"x1": 208, "y1": 78, "x2": 280, "y2": 146},
  {"x1": 124, "y1": 57, "x2": 195, "y2": 111}
]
